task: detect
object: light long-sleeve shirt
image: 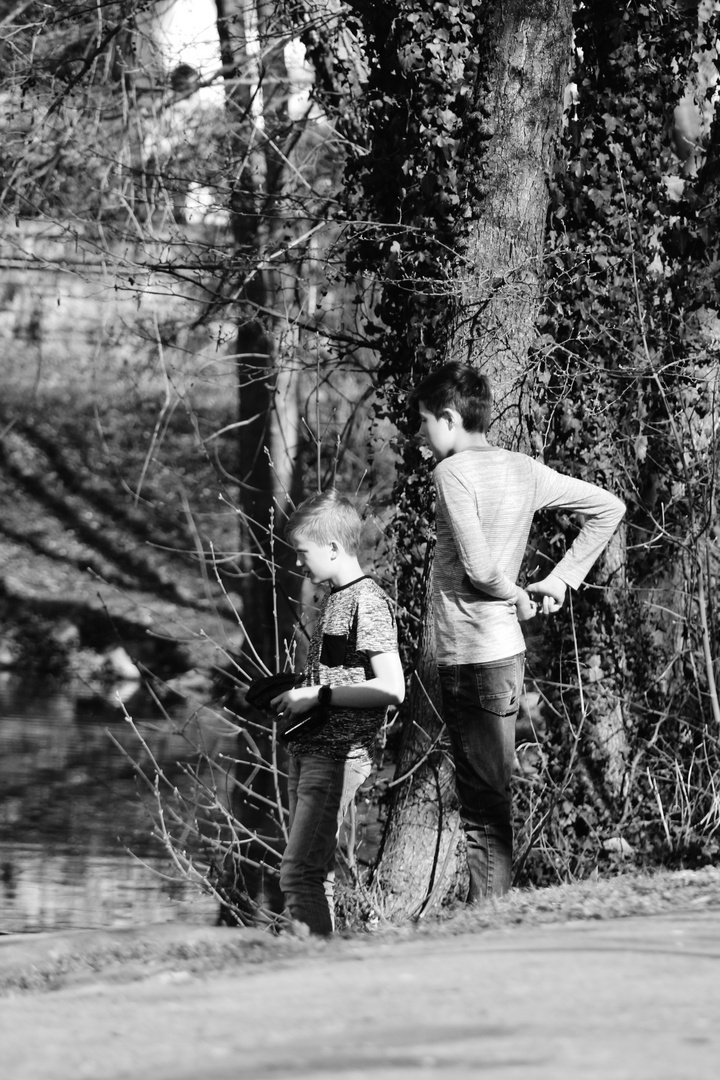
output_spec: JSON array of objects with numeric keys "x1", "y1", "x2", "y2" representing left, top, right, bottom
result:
[{"x1": 432, "y1": 446, "x2": 626, "y2": 664}]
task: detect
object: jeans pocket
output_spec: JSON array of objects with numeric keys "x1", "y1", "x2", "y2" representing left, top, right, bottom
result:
[{"x1": 475, "y1": 660, "x2": 520, "y2": 718}]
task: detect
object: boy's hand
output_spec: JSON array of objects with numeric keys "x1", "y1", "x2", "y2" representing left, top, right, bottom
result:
[
  {"x1": 515, "y1": 588, "x2": 538, "y2": 622},
  {"x1": 270, "y1": 686, "x2": 319, "y2": 720},
  {"x1": 526, "y1": 573, "x2": 567, "y2": 615}
]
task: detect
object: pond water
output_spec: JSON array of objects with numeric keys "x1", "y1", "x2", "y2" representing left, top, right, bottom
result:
[{"x1": 0, "y1": 671, "x2": 231, "y2": 935}]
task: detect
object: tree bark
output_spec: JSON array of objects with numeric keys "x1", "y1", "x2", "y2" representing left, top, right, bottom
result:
[{"x1": 455, "y1": 0, "x2": 574, "y2": 437}]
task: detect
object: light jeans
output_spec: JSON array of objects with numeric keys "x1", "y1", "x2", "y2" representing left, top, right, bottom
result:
[
  {"x1": 437, "y1": 654, "x2": 524, "y2": 901},
  {"x1": 280, "y1": 753, "x2": 372, "y2": 935}
]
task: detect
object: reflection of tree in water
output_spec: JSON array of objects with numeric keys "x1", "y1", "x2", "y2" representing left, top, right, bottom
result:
[
  {"x1": 0, "y1": 674, "x2": 227, "y2": 931},
  {"x1": 0, "y1": 845, "x2": 218, "y2": 934}
]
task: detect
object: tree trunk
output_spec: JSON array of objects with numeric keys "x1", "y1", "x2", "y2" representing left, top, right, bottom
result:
[
  {"x1": 218, "y1": 0, "x2": 303, "y2": 667},
  {"x1": 375, "y1": 569, "x2": 468, "y2": 917},
  {"x1": 378, "y1": 0, "x2": 573, "y2": 918},
  {"x1": 587, "y1": 524, "x2": 630, "y2": 799},
  {"x1": 455, "y1": 0, "x2": 574, "y2": 437},
  {"x1": 215, "y1": 0, "x2": 308, "y2": 916}
]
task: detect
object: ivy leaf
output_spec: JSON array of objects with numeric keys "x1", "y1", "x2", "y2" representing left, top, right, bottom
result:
[{"x1": 634, "y1": 434, "x2": 648, "y2": 462}]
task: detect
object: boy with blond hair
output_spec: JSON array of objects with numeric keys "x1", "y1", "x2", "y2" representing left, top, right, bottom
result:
[
  {"x1": 272, "y1": 490, "x2": 405, "y2": 935},
  {"x1": 409, "y1": 362, "x2": 625, "y2": 901}
]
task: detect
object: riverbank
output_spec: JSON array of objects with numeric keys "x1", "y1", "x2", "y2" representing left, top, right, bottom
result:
[
  {"x1": 0, "y1": 395, "x2": 242, "y2": 681},
  {"x1": 2, "y1": 864, "x2": 719, "y2": 997}
]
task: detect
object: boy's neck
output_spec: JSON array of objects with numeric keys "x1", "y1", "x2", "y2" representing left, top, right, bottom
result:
[
  {"x1": 452, "y1": 428, "x2": 490, "y2": 453},
  {"x1": 329, "y1": 554, "x2": 366, "y2": 589}
]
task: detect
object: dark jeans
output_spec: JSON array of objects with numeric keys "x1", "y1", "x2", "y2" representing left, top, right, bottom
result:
[
  {"x1": 280, "y1": 754, "x2": 371, "y2": 936},
  {"x1": 437, "y1": 654, "x2": 524, "y2": 901}
]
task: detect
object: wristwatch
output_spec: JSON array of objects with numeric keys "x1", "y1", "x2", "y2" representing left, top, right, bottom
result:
[{"x1": 318, "y1": 684, "x2": 332, "y2": 708}]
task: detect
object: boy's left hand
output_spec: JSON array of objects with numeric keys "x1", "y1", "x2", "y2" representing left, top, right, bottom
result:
[
  {"x1": 515, "y1": 589, "x2": 538, "y2": 622},
  {"x1": 270, "y1": 685, "x2": 319, "y2": 721}
]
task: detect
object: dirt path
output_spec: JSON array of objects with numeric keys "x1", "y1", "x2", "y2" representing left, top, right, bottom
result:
[{"x1": 2, "y1": 909, "x2": 719, "y2": 1080}]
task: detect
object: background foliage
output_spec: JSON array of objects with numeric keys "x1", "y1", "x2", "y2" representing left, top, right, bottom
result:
[{"x1": 520, "y1": 0, "x2": 720, "y2": 879}]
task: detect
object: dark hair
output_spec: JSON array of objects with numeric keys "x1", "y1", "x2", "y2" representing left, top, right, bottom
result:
[
  {"x1": 286, "y1": 489, "x2": 362, "y2": 555},
  {"x1": 408, "y1": 362, "x2": 493, "y2": 433}
]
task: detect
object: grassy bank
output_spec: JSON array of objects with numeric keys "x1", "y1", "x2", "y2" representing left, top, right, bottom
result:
[{"x1": 2, "y1": 866, "x2": 718, "y2": 997}]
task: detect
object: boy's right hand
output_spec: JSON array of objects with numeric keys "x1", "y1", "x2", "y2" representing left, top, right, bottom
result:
[{"x1": 526, "y1": 574, "x2": 567, "y2": 615}]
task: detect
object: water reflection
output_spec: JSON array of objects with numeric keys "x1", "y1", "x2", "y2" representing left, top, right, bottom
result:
[
  {"x1": 0, "y1": 671, "x2": 228, "y2": 934},
  {"x1": 1, "y1": 845, "x2": 216, "y2": 932}
]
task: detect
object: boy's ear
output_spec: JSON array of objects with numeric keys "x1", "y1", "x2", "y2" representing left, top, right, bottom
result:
[{"x1": 443, "y1": 407, "x2": 462, "y2": 428}]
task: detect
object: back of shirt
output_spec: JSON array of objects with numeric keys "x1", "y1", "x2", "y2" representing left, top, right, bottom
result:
[{"x1": 433, "y1": 447, "x2": 625, "y2": 664}]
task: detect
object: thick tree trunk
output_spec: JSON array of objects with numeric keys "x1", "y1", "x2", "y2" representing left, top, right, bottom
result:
[
  {"x1": 378, "y1": 0, "x2": 573, "y2": 918},
  {"x1": 455, "y1": 0, "x2": 574, "y2": 435},
  {"x1": 376, "y1": 571, "x2": 468, "y2": 917}
]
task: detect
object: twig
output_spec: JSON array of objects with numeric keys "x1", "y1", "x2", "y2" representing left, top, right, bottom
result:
[{"x1": 696, "y1": 570, "x2": 720, "y2": 727}]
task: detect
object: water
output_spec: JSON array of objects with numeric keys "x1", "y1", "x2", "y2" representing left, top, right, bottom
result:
[{"x1": 0, "y1": 671, "x2": 230, "y2": 934}]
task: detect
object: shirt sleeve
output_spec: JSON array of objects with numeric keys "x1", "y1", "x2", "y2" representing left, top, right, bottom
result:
[
  {"x1": 355, "y1": 591, "x2": 399, "y2": 655},
  {"x1": 435, "y1": 466, "x2": 518, "y2": 601},
  {"x1": 531, "y1": 460, "x2": 626, "y2": 589}
]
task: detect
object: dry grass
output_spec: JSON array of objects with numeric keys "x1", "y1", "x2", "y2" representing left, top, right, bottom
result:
[{"x1": 417, "y1": 864, "x2": 720, "y2": 938}]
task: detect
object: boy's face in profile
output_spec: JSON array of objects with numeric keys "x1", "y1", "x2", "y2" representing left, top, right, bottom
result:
[
  {"x1": 293, "y1": 533, "x2": 337, "y2": 585},
  {"x1": 417, "y1": 403, "x2": 456, "y2": 461}
]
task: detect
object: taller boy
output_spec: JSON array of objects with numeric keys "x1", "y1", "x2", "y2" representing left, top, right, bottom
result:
[{"x1": 410, "y1": 363, "x2": 625, "y2": 901}]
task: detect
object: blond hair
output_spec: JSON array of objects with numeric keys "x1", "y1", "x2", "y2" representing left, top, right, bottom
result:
[{"x1": 286, "y1": 490, "x2": 362, "y2": 555}]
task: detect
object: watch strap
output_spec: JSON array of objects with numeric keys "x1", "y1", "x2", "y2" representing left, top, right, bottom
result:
[{"x1": 318, "y1": 684, "x2": 332, "y2": 708}]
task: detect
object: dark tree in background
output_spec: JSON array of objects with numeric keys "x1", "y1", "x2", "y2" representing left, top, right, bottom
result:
[{"x1": 524, "y1": 0, "x2": 720, "y2": 880}]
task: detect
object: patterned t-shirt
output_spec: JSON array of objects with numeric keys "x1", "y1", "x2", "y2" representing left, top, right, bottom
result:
[{"x1": 287, "y1": 576, "x2": 399, "y2": 761}]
